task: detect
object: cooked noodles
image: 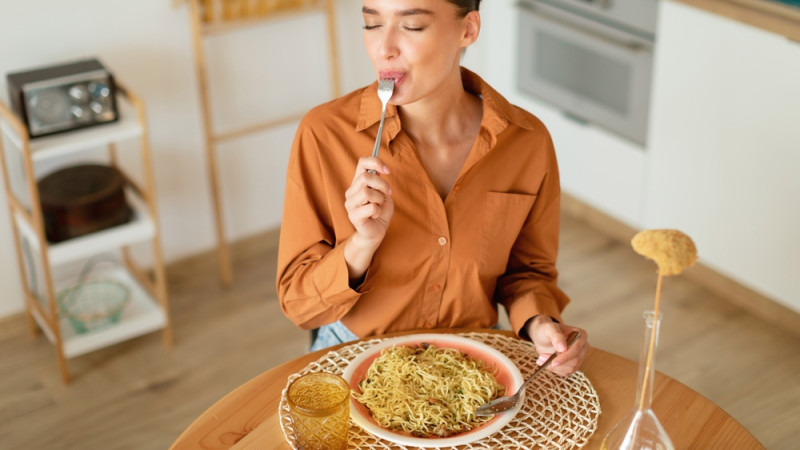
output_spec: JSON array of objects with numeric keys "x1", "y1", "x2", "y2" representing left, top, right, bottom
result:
[{"x1": 353, "y1": 343, "x2": 505, "y2": 437}]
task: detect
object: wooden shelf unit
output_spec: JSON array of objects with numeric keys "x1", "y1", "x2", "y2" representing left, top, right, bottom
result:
[
  {"x1": 0, "y1": 81, "x2": 172, "y2": 383},
  {"x1": 185, "y1": 0, "x2": 341, "y2": 286}
]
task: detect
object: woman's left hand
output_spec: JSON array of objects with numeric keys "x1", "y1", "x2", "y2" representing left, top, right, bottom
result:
[{"x1": 525, "y1": 316, "x2": 589, "y2": 377}]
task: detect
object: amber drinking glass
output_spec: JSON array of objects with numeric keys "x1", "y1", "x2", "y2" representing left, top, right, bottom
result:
[{"x1": 286, "y1": 372, "x2": 350, "y2": 450}]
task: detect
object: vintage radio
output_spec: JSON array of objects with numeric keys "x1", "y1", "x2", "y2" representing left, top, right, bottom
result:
[{"x1": 6, "y1": 58, "x2": 119, "y2": 138}]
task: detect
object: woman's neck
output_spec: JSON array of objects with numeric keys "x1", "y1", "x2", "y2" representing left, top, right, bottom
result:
[
  {"x1": 398, "y1": 75, "x2": 484, "y2": 199},
  {"x1": 400, "y1": 81, "x2": 481, "y2": 149}
]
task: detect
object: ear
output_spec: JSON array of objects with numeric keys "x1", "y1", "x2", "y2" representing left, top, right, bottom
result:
[{"x1": 461, "y1": 10, "x2": 481, "y2": 47}]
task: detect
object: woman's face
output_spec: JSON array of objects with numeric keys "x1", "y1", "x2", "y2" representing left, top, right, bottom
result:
[{"x1": 362, "y1": 0, "x2": 479, "y2": 106}]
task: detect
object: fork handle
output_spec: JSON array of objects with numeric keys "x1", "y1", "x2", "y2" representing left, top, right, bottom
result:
[
  {"x1": 372, "y1": 110, "x2": 387, "y2": 158},
  {"x1": 368, "y1": 110, "x2": 387, "y2": 175}
]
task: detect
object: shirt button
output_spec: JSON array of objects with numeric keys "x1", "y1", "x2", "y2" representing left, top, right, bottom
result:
[
  {"x1": 438, "y1": 237, "x2": 447, "y2": 246},
  {"x1": 432, "y1": 284, "x2": 441, "y2": 292}
]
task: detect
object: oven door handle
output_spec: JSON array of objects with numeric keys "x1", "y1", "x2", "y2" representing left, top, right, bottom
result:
[
  {"x1": 519, "y1": 1, "x2": 653, "y2": 53},
  {"x1": 572, "y1": 0, "x2": 610, "y2": 7}
]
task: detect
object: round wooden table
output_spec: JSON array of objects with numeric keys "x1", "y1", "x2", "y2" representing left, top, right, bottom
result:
[{"x1": 170, "y1": 329, "x2": 764, "y2": 449}]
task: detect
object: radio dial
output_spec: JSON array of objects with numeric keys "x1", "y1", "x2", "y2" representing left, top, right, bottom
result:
[
  {"x1": 69, "y1": 85, "x2": 89, "y2": 102},
  {"x1": 70, "y1": 104, "x2": 90, "y2": 122},
  {"x1": 88, "y1": 81, "x2": 110, "y2": 98},
  {"x1": 89, "y1": 101, "x2": 106, "y2": 115}
]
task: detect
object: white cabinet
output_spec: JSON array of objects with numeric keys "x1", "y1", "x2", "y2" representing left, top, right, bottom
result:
[
  {"x1": 476, "y1": 1, "x2": 649, "y2": 230},
  {"x1": 519, "y1": 97, "x2": 648, "y2": 229},
  {"x1": 0, "y1": 82, "x2": 172, "y2": 383},
  {"x1": 646, "y1": 1, "x2": 800, "y2": 311}
]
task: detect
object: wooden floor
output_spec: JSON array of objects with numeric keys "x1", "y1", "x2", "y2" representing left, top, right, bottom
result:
[{"x1": 1, "y1": 213, "x2": 798, "y2": 449}]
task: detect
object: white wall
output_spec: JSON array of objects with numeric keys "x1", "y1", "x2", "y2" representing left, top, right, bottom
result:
[{"x1": 0, "y1": 0, "x2": 376, "y2": 318}]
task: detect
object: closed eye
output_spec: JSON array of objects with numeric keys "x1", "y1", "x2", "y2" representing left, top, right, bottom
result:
[
  {"x1": 363, "y1": 24, "x2": 426, "y2": 32},
  {"x1": 362, "y1": 5, "x2": 432, "y2": 33}
]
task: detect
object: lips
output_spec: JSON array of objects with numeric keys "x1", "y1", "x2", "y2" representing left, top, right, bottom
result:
[{"x1": 379, "y1": 71, "x2": 405, "y2": 86}]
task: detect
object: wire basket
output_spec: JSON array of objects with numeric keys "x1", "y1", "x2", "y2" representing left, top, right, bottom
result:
[{"x1": 57, "y1": 257, "x2": 131, "y2": 334}]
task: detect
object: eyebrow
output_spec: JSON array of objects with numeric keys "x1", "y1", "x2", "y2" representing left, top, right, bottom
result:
[{"x1": 362, "y1": 7, "x2": 435, "y2": 17}]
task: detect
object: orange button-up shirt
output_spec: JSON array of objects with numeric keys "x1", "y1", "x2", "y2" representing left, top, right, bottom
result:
[{"x1": 277, "y1": 68, "x2": 570, "y2": 338}]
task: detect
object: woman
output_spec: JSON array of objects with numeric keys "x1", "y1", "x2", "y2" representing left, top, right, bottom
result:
[{"x1": 277, "y1": 0, "x2": 588, "y2": 376}]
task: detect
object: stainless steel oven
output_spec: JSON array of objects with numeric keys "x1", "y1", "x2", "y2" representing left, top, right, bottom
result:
[{"x1": 517, "y1": 0, "x2": 659, "y2": 145}]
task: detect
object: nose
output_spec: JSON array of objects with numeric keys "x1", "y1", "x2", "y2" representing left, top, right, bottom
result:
[{"x1": 378, "y1": 28, "x2": 399, "y2": 60}]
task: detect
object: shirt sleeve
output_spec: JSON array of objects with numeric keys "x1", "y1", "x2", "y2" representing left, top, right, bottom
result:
[
  {"x1": 494, "y1": 133, "x2": 571, "y2": 337},
  {"x1": 276, "y1": 117, "x2": 365, "y2": 330}
]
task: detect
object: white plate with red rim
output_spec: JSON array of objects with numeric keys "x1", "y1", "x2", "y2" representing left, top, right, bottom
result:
[{"x1": 341, "y1": 333, "x2": 524, "y2": 448}]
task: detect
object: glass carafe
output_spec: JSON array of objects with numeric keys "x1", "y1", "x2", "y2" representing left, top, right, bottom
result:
[{"x1": 601, "y1": 311, "x2": 674, "y2": 450}]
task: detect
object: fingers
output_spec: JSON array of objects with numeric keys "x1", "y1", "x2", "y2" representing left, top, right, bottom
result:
[
  {"x1": 348, "y1": 157, "x2": 391, "y2": 195},
  {"x1": 529, "y1": 317, "x2": 562, "y2": 355},
  {"x1": 353, "y1": 156, "x2": 390, "y2": 181},
  {"x1": 344, "y1": 157, "x2": 395, "y2": 241},
  {"x1": 346, "y1": 183, "x2": 389, "y2": 218},
  {"x1": 548, "y1": 335, "x2": 589, "y2": 376},
  {"x1": 534, "y1": 325, "x2": 589, "y2": 377},
  {"x1": 551, "y1": 328, "x2": 571, "y2": 353},
  {"x1": 347, "y1": 157, "x2": 391, "y2": 198}
]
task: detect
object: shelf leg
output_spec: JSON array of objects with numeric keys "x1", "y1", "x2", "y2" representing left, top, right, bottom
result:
[
  {"x1": 188, "y1": 0, "x2": 234, "y2": 288},
  {"x1": 162, "y1": 320, "x2": 175, "y2": 349},
  {"x1": 24, "y1": 309, "x2": 38, "y2": 335},
  {"x1": 56, "y1": 344, "x2": 71, "y2": 384},
  {"x1": 42, "y1": 259, "x2": 71, "y2": 384},
  {"x1": 325, "y1": 0, "x2": 341, "y2": 98},
  {"x1": 9, "y1": 221, "x2": 39, "y2": 336},
  {"x1": 123, "y1": 246, "x2": 175, "y2": 349},
  {"x1": 110, "y1": 140, "x2": 177, "y2": 349},
  {"x1": 152, "y1": 243, "x2": 174, "y2": 349},
  {"x1": 122, "y1": 88, "x2": 177, "y2": 348},
  {"x1": 0, "y1": 129, "x2": 40, "y2": 337},
  {"x1": 208, "y1": 152, "x2": 234, "y2": 288},
  {"x1": 0, "y1": 110, "x2": 72, "y2": 383}
]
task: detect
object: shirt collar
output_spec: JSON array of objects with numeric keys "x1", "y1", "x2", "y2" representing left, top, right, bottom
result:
[{"x1": 354, "y1": 68, "x2": 536, "y2": 146}]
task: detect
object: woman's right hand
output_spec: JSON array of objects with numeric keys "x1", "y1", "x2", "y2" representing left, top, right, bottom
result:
[{"x1": 343, "y1": 157, "x2": 394, "y2": 279}]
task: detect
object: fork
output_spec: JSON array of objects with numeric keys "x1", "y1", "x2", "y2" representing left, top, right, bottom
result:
[
  {"x1": 474, "y1": 331, "x2": 581, "y2": 416},
  {"x1": 368, "y1": 78, "x2": 395, "y2": 174}
]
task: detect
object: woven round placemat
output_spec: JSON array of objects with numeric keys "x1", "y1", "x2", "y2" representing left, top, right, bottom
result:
[{"x1": 279, "y1": 332, "x2": 601, "y2": 449}]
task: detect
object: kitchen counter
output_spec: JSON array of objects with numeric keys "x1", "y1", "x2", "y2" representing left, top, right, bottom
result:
[{"x1": 671, "y1": 0, "x2": 800, "y2": 41}]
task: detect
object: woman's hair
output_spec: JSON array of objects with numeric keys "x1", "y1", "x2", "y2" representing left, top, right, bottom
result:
[{"x1": 447, "y1": 0, "x2": 481, "y2": 16}]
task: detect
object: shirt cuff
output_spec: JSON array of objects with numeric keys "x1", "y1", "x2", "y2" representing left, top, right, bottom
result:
[
  {"x1": 311, "y1": 243, "x2": 371, "y2": 307},
  {"x1": 504, "y1": 286, "x2": 567, "y2": 339}
]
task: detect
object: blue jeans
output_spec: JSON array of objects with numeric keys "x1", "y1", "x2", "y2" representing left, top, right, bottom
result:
[
  {"x1": 309, "y1": 320, "x2": 359, "y2": 352},
  {"x1": 309, "y1": 321, "x2": 507, "y2": 352}
]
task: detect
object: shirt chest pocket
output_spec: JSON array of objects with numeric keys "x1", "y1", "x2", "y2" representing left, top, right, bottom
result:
[{"x1": 479, "y1": 192, "x2": 537, "y2": 278}]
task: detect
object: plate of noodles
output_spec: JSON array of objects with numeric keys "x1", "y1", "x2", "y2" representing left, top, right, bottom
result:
[{"x1": 341, "y1": 334, "x2": 524, "y2": 447}]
